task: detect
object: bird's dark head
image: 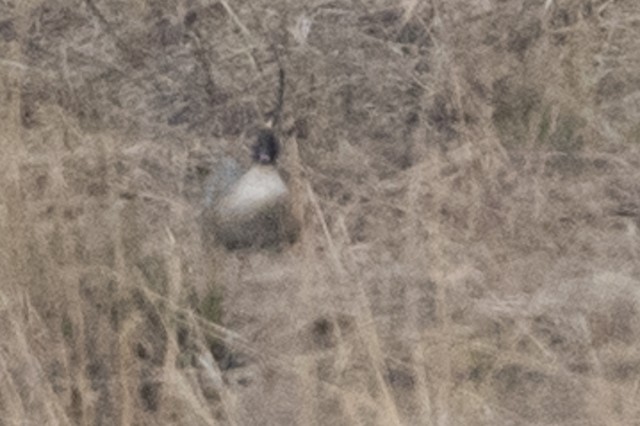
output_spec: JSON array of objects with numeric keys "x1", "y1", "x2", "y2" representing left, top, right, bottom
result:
[{"x1": 253, "y1": 129, "x2": 280, "y2": 165}]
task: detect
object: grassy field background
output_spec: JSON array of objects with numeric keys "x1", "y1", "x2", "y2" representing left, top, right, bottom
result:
[{"x1": 1, "y1": 0, "x2": 639, "y2": 424}]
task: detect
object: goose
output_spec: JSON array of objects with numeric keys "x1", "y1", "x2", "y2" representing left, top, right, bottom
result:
[{"x1": 205, "y1": 129, "x2": 299, "y2": 249}]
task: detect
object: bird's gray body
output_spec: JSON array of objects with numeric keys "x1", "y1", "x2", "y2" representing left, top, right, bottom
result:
[
  {"x1": 203, "y1": 157, "x2": 242, "y2": 209},
  {"x1": 204, "y1": 161, "x2": 298, "y2": 249},
  {"x1": 203, "y1": 68, "x2": 295, "y2": 249}
]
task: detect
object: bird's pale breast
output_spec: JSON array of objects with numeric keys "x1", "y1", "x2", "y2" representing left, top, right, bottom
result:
[{"x1": 215, "y1": 165, "x2": 289, "y2": 220}]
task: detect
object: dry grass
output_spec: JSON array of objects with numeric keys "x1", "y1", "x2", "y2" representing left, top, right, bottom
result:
[{"x1": 1, "y1": 0, "x2": 640, "y2": 424}]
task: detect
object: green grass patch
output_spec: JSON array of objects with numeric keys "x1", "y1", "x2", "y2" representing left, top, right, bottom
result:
[
  {"x1": 548, "y1": 112, "x2": 586, "y2": 152},
  {"x1": 198, "y1": 286, "x2": 223, "y2": 324},
  {"x1": 61, "y1": 314, "x2": 73, "y2": 340},
  {"x1": 536, "y1": 106, "x2": 552, "y2": 144}
]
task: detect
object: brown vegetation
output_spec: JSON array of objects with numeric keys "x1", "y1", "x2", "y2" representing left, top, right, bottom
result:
[{"x1": 1, "y1": 0, "x2": 639, "y2": 424}]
